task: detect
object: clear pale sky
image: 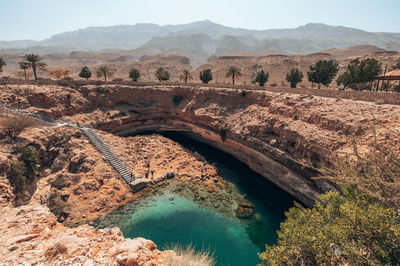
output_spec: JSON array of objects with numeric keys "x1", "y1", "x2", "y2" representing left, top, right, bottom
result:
[{"x1": 1, "y1": 0, "x2": 399, "y2": 41}]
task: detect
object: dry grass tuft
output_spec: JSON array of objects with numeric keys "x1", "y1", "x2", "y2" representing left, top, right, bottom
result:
[
  {"x1": 0, "y1": 113, "x2": 40, "y2": 138},
  {"x1": 164, "y1": 243, "x2": 215, "y2": 266}
]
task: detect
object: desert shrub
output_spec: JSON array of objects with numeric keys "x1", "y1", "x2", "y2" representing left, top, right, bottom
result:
[
  {"x1": 62, "y1": 76, "x2": 73, "y2": 81},
  {"x1": 0, "y1": 114, "x2": 39, "y2": 138},
  {"x1": 292, "y1": 114, "x2": 299, "y2": 120},
  {"x1": 172, "y1": 95, "x2": 184, "y2": 106},
  {"x1": 51, "y1": 153, "x2": 68, "y2": 173},
  {"x1": 323, "y1": 135, "x2": 400, "y2": 209},
  {"x1": 165, "y1": 243, "x2": 215, "y2": 266},
  {"x1": 218, "y1": 125, "x2": 227, "y2": 142},
  {"x1": 155, "y1": 67, "x2": 170, "y2": 81},
  {"x1": 51, "y1": 174, "x2": 68, "y2": 189},
  {"x1": 260, "y1": 187, "x2": 400, "y2": 265},
  {"x1": 270, "y1": 83, "x2": 277, "y2": 87},
  {"x1": 9, "y1": 160, "x2": 26, "y2": 193},
  {"x1": 261, "y1": 133, "x2": 400, "y2": 265},
  {"x1": 239, "y1": 90, "x2": 247, "y2": 97},
  {"x1": 18, "y1": 146, "x2": 39, "y2": 181},
  {"x1": 129, "y1": 68, "x2": 140, "y2": 82},
  {"x1": 112, "y1": 78, "x2": 124, "y2": 82}
]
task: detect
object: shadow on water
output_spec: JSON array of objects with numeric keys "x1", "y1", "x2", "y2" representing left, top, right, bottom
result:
[
  {"x1": 159, "y1": 132, "x2": 296, "y2": 245},
  {"x1": 97, "y1": 131, "x2": 297, "y2": 266}
]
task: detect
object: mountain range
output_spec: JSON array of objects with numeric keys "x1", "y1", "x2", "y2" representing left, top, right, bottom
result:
[{"x1": 1, "y1": 20, "x2": 400, "y2": 65}]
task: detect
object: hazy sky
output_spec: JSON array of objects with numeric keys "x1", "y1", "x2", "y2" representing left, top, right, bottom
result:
[{"x1": 1, "y1": 0, "x2": 399, "y2": 41}]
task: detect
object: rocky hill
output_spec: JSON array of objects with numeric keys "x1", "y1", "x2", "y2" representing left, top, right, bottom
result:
[{"x1": 2, "y1": 21, "x2": 400, "y2": 64}]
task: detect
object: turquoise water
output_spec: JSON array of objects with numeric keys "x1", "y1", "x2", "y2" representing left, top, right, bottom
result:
[{"x1": 97, "y1": 132, "x2": 296, "y2": 266}]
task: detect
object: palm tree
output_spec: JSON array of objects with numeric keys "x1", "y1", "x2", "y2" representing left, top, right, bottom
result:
[
  {"x1": 96, "y1": 65, "x2": 115, "y2": 82},
  {"x1": 0, "y1": 57, "x2": 6, "y2": 73},
  {"x1": 226, "y1": 66, "x2": 242, "y2": 85},
  {"x1": 21, "y1": 54, "x2": 47, "y2": 80},
  {"x1": 180, "y1": 69, "x2": 193, "y2": 84},
  {"x1": 19, "y1": 61, "x2": 31, "y2": 80}
]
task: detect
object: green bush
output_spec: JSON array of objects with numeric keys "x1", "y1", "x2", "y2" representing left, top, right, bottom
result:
[
  {"x1": 51, "y1": 153, "x2": 68, "y2": 173},
  {"x1": 260, "y1": 187, "x2": 400, "y2": 265},
  {"x1": 51, "y1": 174, "x2": 68, "y2": 189},
  {"x1": 218, "y1": 125, "x2": 227, "y2": 142},
  {"x1": 9, "y1": 160, "x2": 26, "y2": 193},
  {"x1": 18, "y1": 147, "x2": 39, "y2": 181},
  {"x1": 239, "y1": 90, "x2": 247, "y2": 97},
  {"x1": 199, "y1": 69, "x2": 213, "y2": 84}
]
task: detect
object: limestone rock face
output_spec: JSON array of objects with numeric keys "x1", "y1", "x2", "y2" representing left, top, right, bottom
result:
[{"x1": 0, "y1": 202, "x2": 174, "y2": 265}]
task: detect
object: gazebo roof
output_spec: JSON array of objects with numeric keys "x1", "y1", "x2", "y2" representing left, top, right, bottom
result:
[{"x1": 373, "y1": 69, "x2": 400, "y2": 80}]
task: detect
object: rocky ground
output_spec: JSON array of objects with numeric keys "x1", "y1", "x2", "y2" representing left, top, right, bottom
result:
[
  {"x1": 0, "y1": 117, "x2": 228, "y2": 264},
  {"x1": 1, "y1": 83, "x2": 400, "y2": 264}
]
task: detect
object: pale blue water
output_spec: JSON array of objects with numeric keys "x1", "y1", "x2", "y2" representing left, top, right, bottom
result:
[
  {"x1": 119, "y1": 194, "x2": 260, "y2": 265},
  {"x1": 97, "y1": 132, "x2": 296, "y2": 266}
]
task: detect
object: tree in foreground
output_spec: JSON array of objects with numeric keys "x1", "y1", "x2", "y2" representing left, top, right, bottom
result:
[
  {"x1": 18, "y1": 61, "x2": 30, "y2": 80},
  {"x1": 199, "y1": 69, "x2": 213, "y2": 84},
  {"x1": 261, "y1": 131, "x2": 400, "y2": 265},
  {"x1": 336, "y1": 58, "x2": 381, "y2": 90},
  {"x1": 260, "y1": 187, "x2": 400, "y2": 265},
  {"x1": 21, "y1": 54, "x2": 47, "y2": 80},
  {"x1": 0, "y1": 57, "x2": 6, "y2": 73},
  {"x1": 286, "y1": 68, "x2": 303, "y2": 88},
  {"x1": 129, "y1": 68, "x2": 140, "y2": 82},
  {"x1": 254, "y1": 70, "x2": 269, "y2": 86},
  {"x1": 155, "y1": 67, "x2": 170, "y2": 81},
  {"x1": 79, "y1": 66, "x2": 92, "y2": 80},
  {"x1": 226, "y1": 66, "x2": 241, "y2": 85},
  {"x1": 307, "y1": 60, "x2": 338, "y2": 89},
  {"x1": 180, "y1": 69, "x2": 193, "y2": 84},
  {"x1": 96, "y1": 65, "x2": 115, "y2": 82}
]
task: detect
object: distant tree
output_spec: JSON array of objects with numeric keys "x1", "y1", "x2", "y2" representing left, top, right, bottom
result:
[
  {"x1": 0, "y1": 57, "x2": 6, "y2": 73},
  {"x1": 155, "y1": 67, "x2": 170, "y2": 81},
  {"x1": 307, "y1": 60, "x2": 339, "y2": 89},
  {"x1": 180, "y1": 69, "x2": 193, "y2": 84},
  {"x1": 21, "y1": 54, "x2": 47, "y2": 80},
  {"x1": 49, "y1": 69, "x2": 70, "y2": 79},
  {"x1": 255, "y1": 70, "x2": 269, "y2": 86},
  {"x1": 199, "y1": 69, "x2": 213, "y2": 84},
  {"x1": 129, "y1": 68, "x2": 140, "y2": 82},
  {"x1": 18, "y1": 61, "x2": 30, "y2": 80},
  {"x1": 336, "y1": 58, "x2": 381, "y2": 90},
  {"x1": 79, "y1": 66, "x2": 92, "y2": 80},
  {"x1": 286, "y1": 68, "x2": 303, "y2": 88},
  {"x1": 226, "y1": 66, "x2": 242, "y2": 85},
  {"x1": 96, "y1": 65, "x2": 115, "y2": 82}
]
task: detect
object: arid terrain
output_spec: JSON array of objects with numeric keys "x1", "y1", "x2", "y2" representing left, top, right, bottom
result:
[
  {"x1": 1, "y1": 81, "x2": 400, "y2": 264},
  {"x1": 1, "y1": 45, "x2": 399, "y2": 88}
]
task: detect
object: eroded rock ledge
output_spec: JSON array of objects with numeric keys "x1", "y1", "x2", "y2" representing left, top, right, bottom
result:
[{"x1": 2, "y1": 84, "x2": 400, "y2": 206}]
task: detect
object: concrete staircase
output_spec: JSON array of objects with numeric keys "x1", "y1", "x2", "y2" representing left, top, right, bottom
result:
[
  {"x1": 81, "y1": 127, "x2": 138, "y2": 185},
  {"x1": 0, "y1": 103, "x2": 147, "y2": 191}
]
